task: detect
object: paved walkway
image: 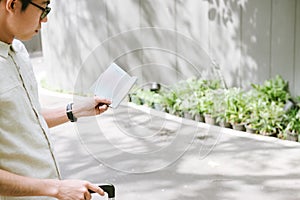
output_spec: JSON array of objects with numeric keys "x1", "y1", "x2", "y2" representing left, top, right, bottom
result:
[{"x1": 33, "y1": 57, "x2": 300, "y2": 200}]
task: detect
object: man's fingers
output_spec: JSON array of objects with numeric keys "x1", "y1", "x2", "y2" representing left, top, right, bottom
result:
[
  {"x1": 96, "y1": 103, "x2": 109, "y2": 108},
  {"x1": 99, "y1": 105, "x2": 108, "y2": 112},
  {"x1": 84, "y1": 191, "x2": 92, "y2": 200},
  {"x1": 94, "y1": 96, "x2": 112, "y2": 106},
  {"x1": 87, "y1": 184, "x2": 105, "y2": 196}
]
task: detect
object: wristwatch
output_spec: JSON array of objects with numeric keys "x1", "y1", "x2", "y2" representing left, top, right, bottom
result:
[{"x1": 66, "y1": 103, "x2": 77, "y2": 122}]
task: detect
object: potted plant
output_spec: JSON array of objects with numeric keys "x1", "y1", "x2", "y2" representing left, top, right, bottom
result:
[
  {"x1": 225, "y1": 88, "x2": 250, "y2": 131},
  {"x1": 164, "y1": 79, "x2": 193, "y2": 117},
  {"x1": 135, "y1": 89, "x2": 156, "y2": 107},
  {"x1": 258, "y1": 102, "x2": 285, "y2": 137},
  {"x1": 201, "y1": 90, "x2": 219, "y2": 125},
  {"x1": 128, "y1": 92, "x2": 142, "y2": 105},
  {"x1": 249, "y1": 76, "x2": 291, "y2": 136},
  {"x1": 173, "y1": 77, "x2": 222, "y2": 121},
  {"x1": 160, "y1": 89, "x2": 178, "y2": 114},
  {"x1": 177, "y1": 98, "x2": 194, "y2": 119},
  {"x1": 186, "y1": 78, "x2": 214, "y2": 122},
  {"x1": 245, "y1": 109, "x2": 262, "y2": 134},
  {"x1": 283, "y1": 108, "x2": 300, "y2": 142},
  {"x1": 251, "y1": 75, "x2": 291, "y2": 104},
  {"x1": 190, "y1": 98, "x2": 205, "y2": 122},
  {"x1": 214, "y1": 89, "x2": 233, "y2": 128},
  {"x1": 244, "y1": 91, "x2": 266, "y2": 133},
  {"x1": 152, "y1": 92, "x2": 165, "y2": 111}
]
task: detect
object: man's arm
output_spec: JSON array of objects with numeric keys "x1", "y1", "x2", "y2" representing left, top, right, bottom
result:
[
  {"x1": 0, "y1": 169, "x2": 104, "y2": 199},
  {"x1": 42, "y1": 96, "x2": 111, "y2": 128}
]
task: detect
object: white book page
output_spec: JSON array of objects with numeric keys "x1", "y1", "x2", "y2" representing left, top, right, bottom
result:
[{"x1": 92, "y1": 63, "x2": 137, "y2": 108}]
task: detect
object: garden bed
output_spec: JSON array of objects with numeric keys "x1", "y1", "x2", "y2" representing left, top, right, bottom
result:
[{"x1": 129, "y1": 76, "x2": 300, "y2": 142}]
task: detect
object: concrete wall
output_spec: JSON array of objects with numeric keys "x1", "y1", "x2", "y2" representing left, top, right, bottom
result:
[
  {"x1": 23, "y1": 32, "x2": 43, "y2": 57},
  {"x1": 42, "y1": 0, "x2": 300, "y2": 95}
]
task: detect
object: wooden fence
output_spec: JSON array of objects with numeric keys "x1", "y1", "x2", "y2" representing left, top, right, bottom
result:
[{"x1": 41, "y1": 0, "x2": 300, "y2": 95}]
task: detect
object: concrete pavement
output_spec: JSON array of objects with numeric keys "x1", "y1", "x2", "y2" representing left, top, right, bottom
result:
[{"x1": 33, "y1": 57, "x2": 300, "y2": 200}]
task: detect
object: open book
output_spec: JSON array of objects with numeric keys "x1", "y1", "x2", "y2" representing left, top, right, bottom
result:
[{"x1": 92, "y1": 63, "x2": 137, "y2": 108}]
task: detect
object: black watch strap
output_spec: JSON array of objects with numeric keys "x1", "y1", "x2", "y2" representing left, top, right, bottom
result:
[{"x1": 66, "y1": 103, "x2": 77, "y2": 122}]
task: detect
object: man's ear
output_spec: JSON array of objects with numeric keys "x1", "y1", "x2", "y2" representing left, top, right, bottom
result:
[{"x1": 6, "y1": 0, "x2": 16, "y2": 12}]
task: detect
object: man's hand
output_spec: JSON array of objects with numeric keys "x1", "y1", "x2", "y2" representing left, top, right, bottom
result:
[
  {"x1": 0, "y1": 169, "x2": 104, "y2": 199},
  {"x1": 53, "y1": 179, "x2": 104, "y2": 200},
  {"x1": 72, "y1": 96, "x2": 112, "y2": 118}
]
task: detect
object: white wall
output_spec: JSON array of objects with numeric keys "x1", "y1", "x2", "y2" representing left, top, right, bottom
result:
[{"x1": 42, "y1": 0, "x2": 300, "y2": 95}]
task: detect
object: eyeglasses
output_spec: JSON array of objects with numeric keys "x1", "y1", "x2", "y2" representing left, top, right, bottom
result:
[{"x1": 29, "y1": 1, "x2": 51, "y2": 19}]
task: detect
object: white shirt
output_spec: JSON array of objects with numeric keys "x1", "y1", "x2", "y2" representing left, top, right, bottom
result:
[{"x1": 0, "y1": 40, "x2": 60, "y2": 200}]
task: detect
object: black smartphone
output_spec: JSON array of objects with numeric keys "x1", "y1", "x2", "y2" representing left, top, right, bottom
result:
[{"x1": 89, "y1": 184, "x2": 115, "y2": 198}]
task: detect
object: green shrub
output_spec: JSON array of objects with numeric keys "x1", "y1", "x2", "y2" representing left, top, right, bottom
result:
[{"x1": 251, "y1": 75, "x2": 290, "y2": 104}]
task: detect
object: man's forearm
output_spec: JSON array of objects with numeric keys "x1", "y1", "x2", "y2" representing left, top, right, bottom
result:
[
  {"x1": 42, "y1": 107, "x2": 69, "y2": 128},
  {"x1": 0, "y1": 169, "x2": 58, "y2": 197},
  {"x1": 41, "y1": 97, "x2": 111, "y2": 128},
  {"x1": 0, "y1": 169, "x2": 105, "y2": 199}
]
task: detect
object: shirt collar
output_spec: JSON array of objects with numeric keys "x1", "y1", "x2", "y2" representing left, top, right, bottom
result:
[
  {"x1": 0, "y1": 41, "x2": 11, "y2": 58},
  {"x1": 0, "y1": 40, "x2": 19, "y2": 58}
]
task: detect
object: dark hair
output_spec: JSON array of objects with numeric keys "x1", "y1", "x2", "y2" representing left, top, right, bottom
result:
[
  {"x1": 0, "y1": 0, "x2": 31, "y2": 11},
  {"x1": 20, "y1": 0, "x2": 31, "y2": 11}
]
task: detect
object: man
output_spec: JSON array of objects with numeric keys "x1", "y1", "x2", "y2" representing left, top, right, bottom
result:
[{"x1": 0, "y1": 0, "x2": 111, "y2": 199}]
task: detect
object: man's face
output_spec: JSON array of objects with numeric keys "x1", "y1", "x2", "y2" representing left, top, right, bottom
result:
[{"x1": 8, "y1": 0, "x2": 50, "y2": 41}]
